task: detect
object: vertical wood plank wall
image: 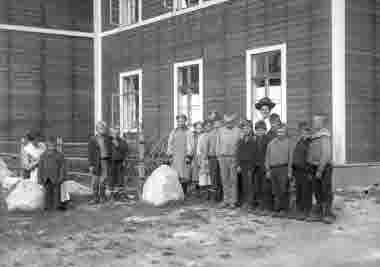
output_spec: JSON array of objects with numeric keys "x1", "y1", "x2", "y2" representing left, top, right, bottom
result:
[
  {"x1": 0, "y1": 0, "x2": 94, "y2": 142},
  {"x1": 346, "y1": 0, "x2": 380, "y2": 162},
  {"x1": 102, "y1": 0, "x2": 332, "y2": 143}
]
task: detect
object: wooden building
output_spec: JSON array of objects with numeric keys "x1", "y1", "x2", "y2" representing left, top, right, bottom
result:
[{"x1": 1, "y1": 0, "x2": 380, "y2": 186}]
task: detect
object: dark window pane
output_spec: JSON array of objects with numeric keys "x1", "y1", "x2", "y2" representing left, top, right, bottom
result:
[
  {"x1": 253, "y1": 78, "x2": 265, "y2": 87},
  {"x1": 269, "y1": 52, "x2": 281, "y2": 74},
  {"x1": 252, "y1": 54, "x2": 266, "y2": 77},
  {"x1": 269, "y1": 78, "x2": 281, "y2": 86},
  {"x1": 190, "y1": 65, "x2": 199, "y2": 84}
]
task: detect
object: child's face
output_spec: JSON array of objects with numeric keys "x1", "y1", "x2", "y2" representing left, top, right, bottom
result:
[
  {"x1": 194, "y1": 124, "x2": 203, "y2": 133},
  {"x1": 214, "y1": 121, "x2": 223, "y2": 128},
  {"x1": 312, "y1": 116, "x2": 325, "y2": 131},
  {"x1": 177, "y1": 117, "x2": 186, "y2": 128},
  {"x1": 255, "y1": 128, "x2": 266, "y2": 136},
  {"x1": 96, "y1": 124, "x2": 107, "y2": 135}
]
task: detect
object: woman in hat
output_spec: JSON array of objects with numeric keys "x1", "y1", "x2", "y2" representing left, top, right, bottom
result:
[
  {"x1": 255, "y1": 97, "x2": 276, "y2": 132},
  {"x1": 21, "y1": 130, "x2": 46, "y2": 183},
  {"x1": 167, "y1": 114, "x2": 194, "y2": 195}
]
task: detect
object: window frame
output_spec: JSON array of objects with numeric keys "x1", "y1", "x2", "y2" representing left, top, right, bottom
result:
[
  {"x1": 246, "y1": 43, "x2": 287, "y2": 123},
  {"x1": 173, "y1": 58, "x2": 204, "y2": 127},
  {"x1": 110, "y1": 0, "x2": 142, "y2": 26},
  {"x1": 119, "y1": 69, "x2": 143, "y2": 133},
  {"x1": 173, "y1": 0, "x2": 203, "y2": 11}
]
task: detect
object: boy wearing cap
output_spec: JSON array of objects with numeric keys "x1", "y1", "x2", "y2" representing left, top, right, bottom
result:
[
  {"x1": 110, "y1": 127, "x2": 128, "y2": 200},
  {"x1": 307, "y1": 114, "x2": 335, "y2": 224},
  {"x1": 290, "y1": 122, "x2": 312, "y2": 220},
  {"x1": 236, "y1": 119, "x2": 256, "y2": 209},
  {"x1": 253, "y1": 121, "x2": 272, "y2": 214},
  {"x1": 216, "y1": 114, "x2": 241, "y2": 208},
  {"x1": 265, "y1": 123, "x2": 292, "y2": 217},
  {"x1": 167, "y1": 114, "x2": 194, "y2": 195},
  {"x1": 88, "y1": 121, "x2": 112, "y2": 204}
]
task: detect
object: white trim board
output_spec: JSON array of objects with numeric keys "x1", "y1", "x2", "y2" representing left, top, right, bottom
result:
[
  {"x1": 101, "y1": 0, "x2": 231, "y2": 37},
  {"x1": 0, "y1": 24, "x2": 94, "y2": 38},
  {"x1": 119, "y1": 69, "x2": 143, "y2": 133},
  {"x1": 94, "y1": 0, "x2": 103, "y2": 130},
  {"x1": 173, "y1": 58, "x2": 204, "y2": 127},
  {"x1": 246, "y1": 43, "x2": 287, "y2": 123},
  {"x1": 331, "y1": 0, "x2": 346, "y2": 164}
]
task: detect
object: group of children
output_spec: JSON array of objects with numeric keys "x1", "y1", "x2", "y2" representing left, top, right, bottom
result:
[{"x1": 168, "y1": 100, "x2": 335, "y2": 224}]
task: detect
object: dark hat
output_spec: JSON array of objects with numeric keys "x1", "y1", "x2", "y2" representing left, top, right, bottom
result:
[
  {"x1": 269, "y1": 113, "x2": 281, "y2": 123},
  {"x1": 255, "y1": 120, "x2": 267, "y2": 130},
  {"x1": 193, "y1": 121, "x2": 203, "y2": 128},
  {"x1": 255, "y1": 97, "x2": 276, "y2": 111},
  {"x1": 239, "y1": 118, "x2": 252, "y2": 129},
  {"x1": 26, "y1": 130, "x2": 41, "y2": 141},
  {"x1": 176, "y1": 114, "x2": 188, "y2": 121}
]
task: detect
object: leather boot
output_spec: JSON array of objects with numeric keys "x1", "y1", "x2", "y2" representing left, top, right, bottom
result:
[{"x1": 306, "y1": 204, "x2": 323, "y2": 222}]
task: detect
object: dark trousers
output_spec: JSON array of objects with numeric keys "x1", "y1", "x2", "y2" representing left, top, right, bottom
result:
[
  {"x1": 44, "y1": 179, "x2": 61, "y2": 210},
  {"x1": 293, "y1": 167, "x2": 312, "y2": 213},
  {"x1": 309, "y1": 164, "x2": 333, "y2": 208},
  {"x1": 254, "y1": 166, "x2": 273, "y2": 210},
  {"x1": 239, "y1": 163, "x2": 254, "y2": 205},
  {"x1": 209, "y1": 156, "x2": 223, "y2": 202},
  {"x1": 271, "y1": 166, "x2": 289, "y2": 211},
  {"x1": 110, "y1": 160, "x2": 125, "y2": 190}
]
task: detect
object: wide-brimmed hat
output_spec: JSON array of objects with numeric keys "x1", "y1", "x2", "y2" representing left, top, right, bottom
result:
[
  {"x1": 224, "y1": 113, "x2": 237, "y2": 123},
  {"x1": 255, "y1": 97, "x2": 276, "y2": 110}
]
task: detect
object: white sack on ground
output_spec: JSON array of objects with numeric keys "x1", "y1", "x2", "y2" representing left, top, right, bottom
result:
[
  {"x1": 5, "y1": 180, "x2": 45, "y2": 212},
  {"x1": 1, "y1": 177, "x2": 22, "y2": 192},
  {"x1": 61, "y1": 180, "x2": 92, "y2": 198},
  {"x1": 142, "y1": 165, "x2": 184, "y2": 206}
]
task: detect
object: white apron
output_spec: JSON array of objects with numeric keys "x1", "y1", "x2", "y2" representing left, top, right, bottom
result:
[{"x1": 23, "y1": 142, "x2": 46, "y2": 183}]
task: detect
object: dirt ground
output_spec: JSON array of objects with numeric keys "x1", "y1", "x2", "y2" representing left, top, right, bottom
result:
[{"x1": 1, "y1": 192, "x2": 380, "y2": 267}]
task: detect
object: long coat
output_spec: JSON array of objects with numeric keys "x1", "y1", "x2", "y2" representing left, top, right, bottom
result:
[
  {"x1": 38, "y1": 149, "x2": 66, "y2": 185},
  {"x1": 88, "y1": 135, "x2": 113, "y2": 176},
  {"x1": 167, "y1": 127, "x2": 193, "y2": 181}
]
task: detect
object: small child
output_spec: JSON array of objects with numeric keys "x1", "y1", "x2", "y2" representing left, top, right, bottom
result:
[
  {"x1": 191, "y1": 121, "x2": 204, "y2": 191},
  {"x1": 197, "y1": 120, "x2": 213, "y2": 195},
  {"x1": 267, "y1": 113, "x2": 281, "y2": 142},
  {"x1": 236, "y1": 119, "x2": 256, "y2": 209},
  {"x1": 307, "y1": 114, "x2": 334, "y2": 224},
  {"x1": 265, "y1": 123, "x2": 292, "y2": 218},
  {"x1": 110, "y1": 127, "x2": 128, "y2": 200},
  {"x1": 253, "y1": 121, "x2": 272, "y2": 215},
  {"x1": 38, "y1": 136, "x2": 66, "y2": 211},
  {"x1": 290, "y1": 122, "x2": 312, "y2": 220}
]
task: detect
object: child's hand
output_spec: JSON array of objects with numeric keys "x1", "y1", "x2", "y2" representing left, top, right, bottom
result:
[
  {"x1": 89, "y1": 166, "x2": 94, "y2": 174},
  {"x1": 266, "y1": 171, "x2": 271, "y2": 180},
  {"x1": 315, "y1": 170, "x2": 323, "y2": 179},
  {"x1": 237, "y1": 166, "x2": 241, "y2": 173}
]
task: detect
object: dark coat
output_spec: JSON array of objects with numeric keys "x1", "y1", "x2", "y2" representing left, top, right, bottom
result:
[
  {"x1": 237, "y1": 136, "x2": 257, "y2": 167},
  {"x1": 112, "y1": 137, "x2": 128, "y2": 162},
  {"x1": 292, "y1": 138, "x2": 311, "y2": 169},
  {"x1": 255, "y1": 135, "x2": 270, "y2": 168},
  {"x1": 88, "y1": 135, "x2": 112, "y2": 176},
  {"x1": 266, "y1": 129, "x2": 277, "y2": 142},
  {"x1": 38, "y1": 149, "x2": 66, "y2": 185}
]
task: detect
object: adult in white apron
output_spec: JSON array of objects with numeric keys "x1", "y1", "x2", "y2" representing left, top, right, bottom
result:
[{"x1": 21, "y1": 131, "x2": 46, "y2": 183}]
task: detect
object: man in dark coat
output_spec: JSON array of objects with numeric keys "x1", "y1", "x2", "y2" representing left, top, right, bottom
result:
[
  {"x1": 88, "y1": 121, "x2": 112, "y2": 204},
  {"x1": 38, "y1": 136, "x2": 66, "y2": 211}
]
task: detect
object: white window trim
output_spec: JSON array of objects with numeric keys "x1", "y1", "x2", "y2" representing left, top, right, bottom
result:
[
  {"x1": 119, "y1": 69, "x2": 143, "y2": 133},
  {"x1": 102, "y1": 0, "x2": 231, "y2": 37},
  {"x1": 173, "y1": 58, "x2": 204, "y2": 127},
  {"x1": 110, "y1": 0, "x2": 142, "y2": 26},
  {"x1": 331, "y1": 0, "x2": 346, "y2": 164},
  {"x1": 246, "y1": 43, "x2": 287, "y2": 123}
]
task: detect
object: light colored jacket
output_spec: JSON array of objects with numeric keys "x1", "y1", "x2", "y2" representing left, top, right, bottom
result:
[
  {"x1": 307, "y1": 128, "x2": 332, "y2": 172},
  {"x1": 215, "y1": 126, "x2": 241, "y2": 157}
]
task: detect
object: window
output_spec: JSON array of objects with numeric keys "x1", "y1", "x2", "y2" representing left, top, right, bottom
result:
[
  {"x1": 246, "y1": 44, "x2": 287, "y2": 123},
  {"x1": 174, "y1": 0, "x2": 202, "y2": 11},
  {"x1": 174, "y1": 59, "x2": 204, "y2": 127},
  {"x1": 110, "y1": 0, "x2": 142, "y2": 26},
  {"x1": 119, "y1": 70, "x2": 142, "y2": 133}
]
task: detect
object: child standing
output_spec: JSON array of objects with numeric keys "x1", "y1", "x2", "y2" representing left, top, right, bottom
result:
[
  {"x1": 190, "y1": 121, "x2": 204, "y2": 191},
  {"x1": 265, "y1": 123, "x2": 292, "y2": 218},
  {"x1": 197, "y1": 120, "x2": 212, "y2": 193},
  {"x1": 236, "y1": 119, "x2": 256, "y2": 209},
  {"x1": 38, "y1": 136, "x2": 66, "y2": 211},
  {"x1": 253, "y1": 121, "x2": 272, "y2": 215},
  {"x1": 290, "y1": 122, "x2": 312, "y2": 220},
  {"x1": 307, "y1": 114, "x2": 335, "y2": 224},
  {"x1": 110, "y1": 127, "x2": 128, "y2": 199},
  {"x1": 216, "y1": 114, "x2": 241, "y2": 208}
]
